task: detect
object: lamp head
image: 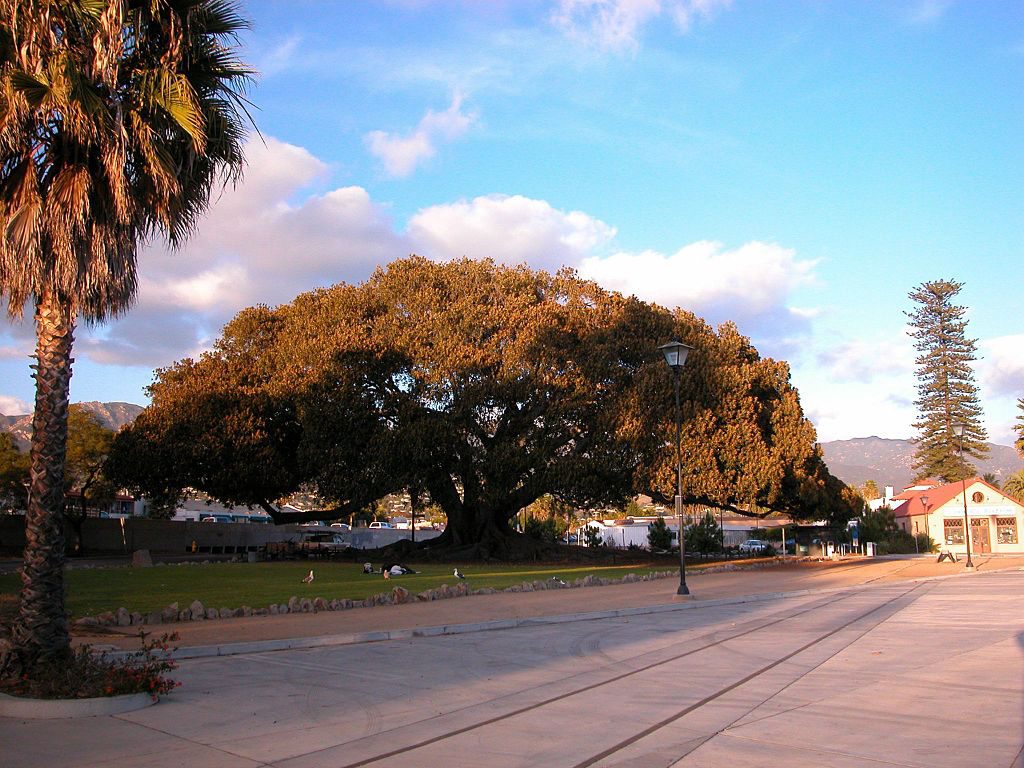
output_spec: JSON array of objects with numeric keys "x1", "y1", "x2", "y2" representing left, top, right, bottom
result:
[{"x1": 659, "y1": 340, "x2": 694, "y2": 371}]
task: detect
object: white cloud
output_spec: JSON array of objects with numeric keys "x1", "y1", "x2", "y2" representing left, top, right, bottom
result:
[
  {"x1": 365, "y1": 92, "x2": 477, "y2": 177},
  {"x1": 816, "y1": 333, "x2": 915, "y2": 385},
  {"x1": 906, "y1": 0, "x2": 954, "y2": 24},
  {"x1": 980, "y1": 334, "x2": 1024, "y2": 398},
  {"x1": 0, "y1": 394, "x2": 30, "y2": 416},
  {"x1": 551, "y1": 0, "x2": 731, "y2": 53},
  {"x1": 1, "y1": 138, "x2": 822, "y2": 425},
  {"x1": 797, "y1": 371, "x2": 917, "y2": 442},
  {"x1": 256, "y1": 34, "x2": 302, "y2": 76},
  {"x1": 408, "y1": 193, "x2": 616, "y2": 271},
  {"x1": 578, "y1": 240, "x2": 817, "y2": 345},
  {"x1": 73, "y1": 136, "x2": 408, "y2": 369}
]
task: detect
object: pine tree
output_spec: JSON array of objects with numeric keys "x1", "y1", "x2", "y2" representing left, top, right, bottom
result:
[
  {"x1": 1015, "y1": 398, "x2": 1024, "y2": 459},
  {"x1": 906, "y1": 280, "x2": 988, "y2": 482}
]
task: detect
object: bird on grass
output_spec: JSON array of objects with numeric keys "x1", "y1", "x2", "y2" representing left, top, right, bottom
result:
[
  {"x1": 302, "y1": 569, "x2": 314, "y2": 584},
  {"x1": 454, "y1": 568, "x2": 466, "y2": 580}
]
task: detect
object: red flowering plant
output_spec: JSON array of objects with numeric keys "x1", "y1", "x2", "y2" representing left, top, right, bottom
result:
[{"x1": 0, "y1": 631, "x2": 180, "y2": 701}]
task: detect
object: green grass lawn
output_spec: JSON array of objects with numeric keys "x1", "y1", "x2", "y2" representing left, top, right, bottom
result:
[{"x1": 0, "y1": 561, "x2": 672, "y2": 619}]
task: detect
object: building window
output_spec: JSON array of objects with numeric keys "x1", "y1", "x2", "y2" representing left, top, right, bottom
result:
[
  {"x1": 972, "y1": 491, "x2": 985, "y2": 503},
  {"x1": 996, "y1": 517, "x2": 1018, "y2": 545},
  {"x1": 944, "y1": 518, "x2": 964, "y2": 545}
]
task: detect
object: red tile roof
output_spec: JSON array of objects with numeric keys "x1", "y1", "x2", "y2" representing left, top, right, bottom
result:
[{"x1": 890, "y1": 478, "x2": 1017, "y2": 518}]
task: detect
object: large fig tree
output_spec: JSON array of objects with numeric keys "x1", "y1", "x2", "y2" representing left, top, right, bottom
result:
[{"x1": 111, "y1": 257, "x2": 855, "y2": 554}]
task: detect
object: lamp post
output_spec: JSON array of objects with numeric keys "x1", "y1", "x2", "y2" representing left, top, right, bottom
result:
[
  {"x1": 659, "y1": 339, "x2": 695, "y2": 596},
  {"x1": 916, "y1": 495, "x2": 928, "y2": 555},
  {"x1": 951, "y1": 422, "x2": 975, "y2": 570}
]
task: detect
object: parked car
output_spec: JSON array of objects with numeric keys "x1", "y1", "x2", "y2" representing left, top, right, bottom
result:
[
  {"x1": 738, "y1": 539, "x2": 769, "y2": 554},
  {"x1": 330, "y1": 522, "x2": 351, "y2": 530},
  {"x1": 298, "y1": 532, "x2": 349, "y2": 556},
  {"x1": 368, "y1": 521, "x2": 393, "y2": 529},
  {"x1": 201, "y1": 514, "x2": 234, "y2": 523}
]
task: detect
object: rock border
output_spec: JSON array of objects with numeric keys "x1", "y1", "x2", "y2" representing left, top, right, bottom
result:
[{"x1": 73, "y1": 558, "x2": 795, "y2": 631}]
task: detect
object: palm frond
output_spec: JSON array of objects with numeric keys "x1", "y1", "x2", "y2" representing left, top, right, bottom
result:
[{"x1": 9, "y1": 69, "x2": 51, "y2": 108}]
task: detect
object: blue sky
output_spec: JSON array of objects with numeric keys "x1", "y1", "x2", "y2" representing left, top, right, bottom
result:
[{"x1": 1, "y1": 0, "x2": 1021, "y2": 444}]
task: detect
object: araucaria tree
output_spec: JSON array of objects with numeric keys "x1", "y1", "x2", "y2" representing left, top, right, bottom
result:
[
  {"x1": 0, "y1": 0, "x2": 252, "y2": 673},
  {"x1": 1015, "y1": 398, "x2": 1024, "y2": 458},
  {"x1": 111, "y1": 257, "x2": 856, "y2": 556},
  {"x1": 906, "y1": 280, "x2": 988, "y2": 482}
]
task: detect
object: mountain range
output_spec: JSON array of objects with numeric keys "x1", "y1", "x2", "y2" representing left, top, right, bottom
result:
[
  {"x1": 819, "y1": 436, "x2": 1023, "y2": 493},
  {"x1": 1, "y1": 401, "x2": 143, "y2": 451}
]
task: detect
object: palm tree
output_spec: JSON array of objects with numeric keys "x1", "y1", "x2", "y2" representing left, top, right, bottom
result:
[
  {"x1": 0, "y1": 0, "x2": 252, "y2": 672},
  {"x1": 1004, "y1": 471, "x2": 1024, "y2": 503}
]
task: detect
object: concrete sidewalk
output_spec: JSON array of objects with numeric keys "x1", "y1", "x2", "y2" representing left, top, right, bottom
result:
[{"x1": 78, "y1": 554, "x2": 1024, "y2": 658}]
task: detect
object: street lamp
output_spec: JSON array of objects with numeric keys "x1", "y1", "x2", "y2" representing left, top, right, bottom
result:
[
  {"x1": 916, "y1": 495, "x2": 928, "y2": 555},
  {"x1": 659, "y1": 339, "x2": 695, "y2": 596},
  {"x1": 951, "y1": 422, "x2": 975, "y2": 570}
]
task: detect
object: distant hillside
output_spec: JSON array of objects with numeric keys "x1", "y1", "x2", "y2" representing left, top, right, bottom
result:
[
  {"x1": 0, "y1": 401, "x2": 143, "y2": 451},
  {"x1": 820, "y1": 436, "x2": 1024, "y2": 492}
]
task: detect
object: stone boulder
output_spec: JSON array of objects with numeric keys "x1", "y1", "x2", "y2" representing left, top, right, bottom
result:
[{"x1": 130, "y1": 549, "x2": 153, "y2": 568}]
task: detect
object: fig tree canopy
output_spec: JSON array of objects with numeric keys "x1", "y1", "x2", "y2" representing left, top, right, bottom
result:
[{"x1": 110, "y1": 257, "x2": 855, "y2": 555}]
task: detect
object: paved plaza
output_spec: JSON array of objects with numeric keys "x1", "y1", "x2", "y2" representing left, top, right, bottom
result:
[{"x1": 2, "y1": 558, "x2": 1023, "y2": 767}]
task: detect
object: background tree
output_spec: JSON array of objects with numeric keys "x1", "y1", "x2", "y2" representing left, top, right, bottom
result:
[
  {"x1": 0, "y1": 0, "x2": 252, "y2": 672},
  {"x1": 857, "y1": 506, "x2": 923, "y2": 555},
  {"x1": 685, "y1": 511, "x2": 723, "y2": 555},
  {"x1": 1004, "y1": 471, "x2": 1024, "y2": 502},
  {"x1": 1016, "y1": 398, "x2": 1024, "y2": 458},
  {"x1": 583, "y1": 525, "x2": 604, "y2": 548},
  {"x1": 856, "y1": 506, "x2": 898, "y2": 546},
  {"x1": 647, "y1": 517, "x2": 672, "y2": 551},
  {"x1": 860, "y1": 480, "x2": 880, "y2": 500},
  {"x1": 524, "y1": 494, "x2": 572, "y2": 542},
  {"x1": 906, "y1": 280, "x2": 988, "y2": 482},
  {"x1": 62, "y1": 406, "x2": 116, "y2": 554},
  {"x1": 0, "y1": 433, "x2": 29, "y2": 512}
]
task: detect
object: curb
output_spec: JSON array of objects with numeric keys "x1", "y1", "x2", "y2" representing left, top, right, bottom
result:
[
  {"x1": 0, "y1": 691, "x2": 155, "y2": 720},
  {"x1": 147, "y1": 584, "x2": 837, "y2": 661}
]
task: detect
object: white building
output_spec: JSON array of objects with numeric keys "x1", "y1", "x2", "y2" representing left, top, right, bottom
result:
[{"x1": 890, "y1": 478, "x2": 1024, "y2": 555}]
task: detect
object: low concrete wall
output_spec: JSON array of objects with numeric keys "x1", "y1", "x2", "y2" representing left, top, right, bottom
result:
[
  {"x1": 0, "y1": 515, "x2": 442, "y2": 555},
  {"x1": 348, "y1": 528, "x2": 441, "y2": 550}
]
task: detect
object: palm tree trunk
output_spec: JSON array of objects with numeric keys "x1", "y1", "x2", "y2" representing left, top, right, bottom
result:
[{"x1": 10, "y1": 289, "x2": 75, "y2": 666}]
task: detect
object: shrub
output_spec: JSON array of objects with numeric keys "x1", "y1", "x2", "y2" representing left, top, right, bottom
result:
[
  {"x1": 0, "y1": 631, "x2": 180, "y2": 701},
  {"x1": 685, "y1": 511, "x2": 723, "y2": 555},
  {"x1": 525, "y1": 516, "x2": 559, "y2": 543},
  {"x1": 647, "y1": 517, "x2": 672, "y2": 551},
  {"x1": 583, "y1": 525, "x2": 604, "y2": 548}
]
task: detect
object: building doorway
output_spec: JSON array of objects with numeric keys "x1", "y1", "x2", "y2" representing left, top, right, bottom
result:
[{"x1": 971, "y1": 518, "x2": 991, "y2": 554}]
